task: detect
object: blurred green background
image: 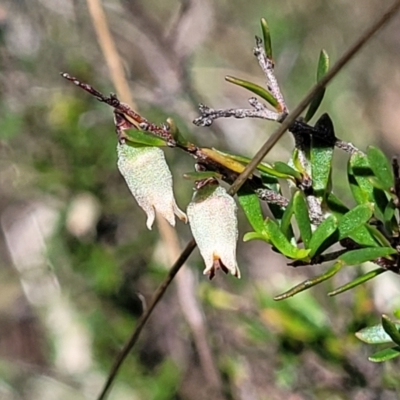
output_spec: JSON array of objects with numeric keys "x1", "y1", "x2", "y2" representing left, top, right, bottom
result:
[{"x1": 1, "y1": 1, "x2": 400, "y2": 399}]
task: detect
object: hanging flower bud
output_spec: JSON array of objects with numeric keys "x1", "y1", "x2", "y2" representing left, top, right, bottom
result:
[
  {"x1": 187, "y1": 179, "x2": 240, "y2": 279},
  {"x1": 117, "y1": 143, "x2": 187, "y2": 229}
]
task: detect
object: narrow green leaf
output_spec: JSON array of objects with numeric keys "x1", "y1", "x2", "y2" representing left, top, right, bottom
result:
[
  {"x1": 304, "y1": 90, "x2": 325, "y2": 123},
  {"x1": 339, "y1": 247, "x2": 396, "y2": 265},
  {"x1": 183, "y1": 171, "x2": 222, "y2": 180},
  {"x1": 238, "y1": 185, "x2": 265, "y2": 233},
  {"x1": 338, "y1": 203, "x2": 374, "y2": 240},
  {"x1": 367, "y1": 146, "x2": 394, "y2": 191},
  {"x1": 243, "y1": 231, "x2": 270, "y2": 243},
  {"x1": 328, "y1": 268, "x2": 386, "y2": 296},
  {"x1": 264, "y1": 218, "x2": 310, "y2": 260},
  {"x1": 260, "y1": 18, "x2": 273, "y2": 59},
  {"x1": 304, "y1": 50, "x2": 329, "y2": 122},
  {"x1": 348, "y1": 153, "x2": 388, "y2": 221},
  {"x1": 166, "y1": 117, "x2": 188, "y2": 146},
  {"x1": 258, "y1": 166, "x2": 292, "y2": 180},
  {"x1": 373, "y1": 188, "x2": 390, "y2": 223},
  {"x1": 201, "y1": 148, "x2": 247, "y2": 174},
  {"x1": 356, "y1": 323, "x2": 400, "y2": 344},
  {"x1": 292, "y1": 148, "x2": 310, "y2": 176},
  {"x1": 311, "y1": 144, "x2": 334, "y2": 197},
  {"x1": 368, "y1": 346, "x2": 400, "y2": 362},
  {"x1": 317, "y1": 49, "x2": 329, "y2": 81},
  {"x1": 310, "y1": 114, "x2": 335, "y2": 198},
  {"x1": 273, "y1": 162, "x2": 302, "y2": 180},
  {"x1": 124, "y1": 129, "x2": 167, "y2": 147},
  {"x1": 274, "y1": 261, "x2": 343, "y2": 300},
  {"x1": 225, "y1": 75, "x2": 278, "y2": 109},
  {"x1": 384, "y1": 200, "x2": 396, "y2": 224},
  {"x1": 382, "y1": 315, "x2": 400, "y2": 347},
  {"x1": 364, "y1": 224, "x2": 392, "y2": 248},
  {"x1": 308, "y1": 215, "x2": 338, "y2": 258},
  {"x1": 293, "y1": 191, "x2": 312, "y2": 247},
  {"x1": 280, "y1": 195, "x2": 295, "y2": 240},
  {"x1": 212, "y1": 150, "x2": 287, "y2": 181},
  {"x1": 368, "y1": 177, "x2": 389, "y2": 191},
  {"x1": 348, "y1": 153, "x2": 373, "y2": 204}
]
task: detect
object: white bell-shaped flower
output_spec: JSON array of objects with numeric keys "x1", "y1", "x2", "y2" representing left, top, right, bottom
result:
[
  {"x1": 187, "y1": 181, "x2": 240, "y2": 279},
  {"x1": 117, "y1": 143, "x2": 187, "y2": 229}
]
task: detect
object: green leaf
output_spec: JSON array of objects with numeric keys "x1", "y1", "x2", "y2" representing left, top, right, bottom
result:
[
  {"x1": 293, "y1": 191, "x2": 312, "y2": 247},
  {"x1": 384, "y1": 200, "x2": 396, "y2": 220},
  {"x1": 305, "y1": 90, "x2": 325, "y2": 123},
  {"x1": 243, "y1": 231, "x2": 270, "y2": 243},
  {"x1": 260, "y1": 18, "x2": 273, "y2": 59},
  {"x1": 356, "y1": 323, "x2": 400, "y2": 344},
  {"x1": 384, "y1": 200, "x2": 396, "y2": 228},
  {"x1": 264, "y1": 218, "x2": 310, "y2": 260},
  {"x1": 368, "y1": 177, "x2": 389, "y2": 191},
  {"x1": 367, "y1": 146, "x2": 394, "y2": 191},
  {"x1": 338, "y1": 203, "x2": 374, "y2": 240},
  {"x1": 166, "y1": 117, "x2": 188, "y2": 146},
  {"x1": 310, "y1": 114, "x2": 335, "y2": 198},
  {"x1": 339, "y1": 247, "x2": 396, "y2": 265},
  {"x1": 211, "y1": 150, "x2": 285, "y2": 181},
  {"x1": 368, "y1": 347, "x2": 400, "y2": 362},
  {"x1": 274, "y1": 261, "x2": 343, "y2": 300},
  {"x1": 183, "y1": 171, "x2": 222, "y2": 180},
  {"x1": 373, "y1": 188, "x2": 390, "y2": 223},
  {"x1": 201, "y1": 148, "x2": 247, "y2": 174},
  {"x1": 292, "y1": 148, "x2": 310, "y2": 176},
  {"x1": 225, "y1": 75, "x2": 278, "y2": 109},
  {"x1": 304, "y1": 50, "x2": 329, "y2": 122},
  {"x1": 348, "y1": 152, "x2": 373, "y2": 204},
  {"x1": 124, "y1": 129, "x2": 167, "y2": 147},
  {"x1": 316, "y1": 49, "x2": 329, "y2": 81},
  {"x1": 280, "y1": 195, "x2": 295, "y2": 240},
  {"x1": 348, "y1": 153, "x2": 388, "y2": 222},
  {"x1": 364, "y1": 224, "x2": 392, "y2": 248},
  {"x1": 328, "y1": 268, "x2": 386, "y2": 296},
  {"x1": 348, "y1": 225, "x2": 380, "y2": 248},
  {"x1": 273, "y1": 162, "x2": 302, "y2": 180},
  {"x1": 238, "y1": 185, "x2": 265, "y2": 233},
  {"x1": 311, "y1": 146, "x2": 333, "y2": 197},
  {"x1": 308, "y1": 215, "x2": 338, "y2": 258},
  {"x1": 382, "y1": 315, "x2": 400, "y2": 346}
]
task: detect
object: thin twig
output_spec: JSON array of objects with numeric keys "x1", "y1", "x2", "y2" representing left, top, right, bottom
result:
[
  {"x1": 157, "y1": 218, "x2": 224, "y2": 395},
  {"x1": 194, "y1": 99, "x2": 282, "y2": 127},
  {"x1": 253, "y1": 36, "x2": 287, "y2": 112},
  {"x1": 97, "y1": 240, "x2": 197, "y2": 400},
  {"x1": 86, "y1": 0, "x2": 136, "y2": 108}
]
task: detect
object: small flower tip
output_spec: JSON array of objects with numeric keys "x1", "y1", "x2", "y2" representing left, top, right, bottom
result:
[{"x1": 174, "y1": 205, "x2": 188, "y2": 224}]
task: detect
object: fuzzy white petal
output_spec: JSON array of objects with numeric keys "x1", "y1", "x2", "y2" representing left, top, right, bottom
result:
[
  {"x1": 117, "y1": 144, "x2": 187, "y2": 229},
  {"x1": 187, "y1": 185, "x2": 240, "y2": 278}
]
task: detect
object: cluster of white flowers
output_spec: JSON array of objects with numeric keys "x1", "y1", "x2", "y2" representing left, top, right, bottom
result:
[{"x1": 117, "y1": 143, "x2": 240, "y2": 279}]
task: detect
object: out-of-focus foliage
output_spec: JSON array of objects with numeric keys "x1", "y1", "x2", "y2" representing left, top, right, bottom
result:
[{"x1": 1, "y1": 1, "x2": 400, "y2": 400}]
